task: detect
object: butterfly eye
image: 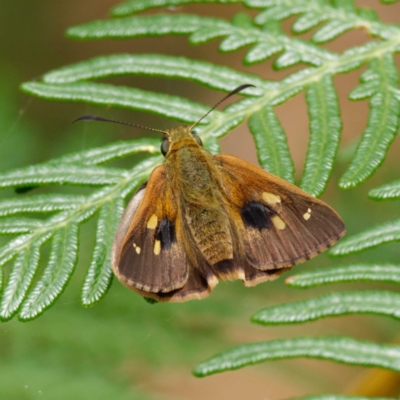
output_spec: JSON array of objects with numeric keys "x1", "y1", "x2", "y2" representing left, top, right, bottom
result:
[
  {"x1": 192, "y1": 133, "x2": 203, "y2": 147},
  {"x1": 161, "y1": 139, "x2": 170, "y2": 156}
]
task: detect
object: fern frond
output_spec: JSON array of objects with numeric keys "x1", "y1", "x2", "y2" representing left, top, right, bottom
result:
[
  {"x1": 0, "y1": 217, "x2": 44, "y2": 234},
  {"x1": 0, "y1": 139, "x2": 160, "y2": 320},
  {"x1": 0, "y1": 194, "x2": 86, "y2": 216},
  {"x1": 21, "y1": 82, "x2": 211, "y2": 124},
  {"x1": 339, "y1": 55, "x2": 400, "y2": 189},
  {"x1": 286, "y1": 264, "x2": 400, "y2": 288},
  {"x1": 300, "y1": 74, "x2": 341, "y2": 196},
  {"x1": 66, "y1": 14, "x2": 336, "y2": 67},
  {"x1": 193, "y1": 337, "x2": 400, "y2": 377},
  {"x1": 18, "y1": 222, "x2": 80, "y2": 321},
  {"x1": 369, "y1": 179, "x2": 400, "y2": 200},
  {"x1": 329, "y1": 219, "x2": 400, "y2": 257},
  {"x1": 27, "y1": 9, "x2": 399, "y2": 191},
  {"x1": 251, "y1": 290, "x2": 400, "y2": 325},
  {"x1": 247, "y1": 0, "x2": 400, "y2": 42},
  {"x1": 42, "y1": 54, "x2": 265, "y2": 94},
  {"x1": 248, "y1": 105, "x2": 294, "y2": 183},
  {"x1": 0, "y1": 236, "x2": 47, "y2": 321},
  {"x1": 82, "y1": 198, "x2": 124, "y2": 306},
  {"x1": 57, "y1": 138, "x2": 160, "y2": 165}
]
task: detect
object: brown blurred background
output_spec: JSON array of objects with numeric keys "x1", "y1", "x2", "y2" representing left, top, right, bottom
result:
[{"x1": 0, "y1": 1, "x2": 400, "y2": 399}]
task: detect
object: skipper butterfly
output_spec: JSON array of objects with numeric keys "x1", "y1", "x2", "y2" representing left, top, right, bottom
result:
[{"x1": 78, "y1": 85, "x2": 345, "y2": 302}]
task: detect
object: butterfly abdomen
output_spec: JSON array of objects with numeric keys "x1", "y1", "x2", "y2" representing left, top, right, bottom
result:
[{"x1": 184, "y1": 203, "x2": 233, "y2": 265}]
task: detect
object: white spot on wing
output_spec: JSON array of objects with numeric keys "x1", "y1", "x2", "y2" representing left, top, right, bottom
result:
[
  {"x1": 133, "y1": 243, "x2": 141, "y2": 254},
  {"x1": 303, "y1": 208, "x2": 312, "y2": 221}
]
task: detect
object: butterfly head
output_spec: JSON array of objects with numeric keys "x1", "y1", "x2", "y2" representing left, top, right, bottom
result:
[{"x1": 161, "y1": 126, "x2": 203, "y2": 156}]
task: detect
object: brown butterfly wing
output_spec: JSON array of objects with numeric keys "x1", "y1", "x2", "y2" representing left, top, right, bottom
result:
[
  {"x1": 112, "y1": 166, "x2": 213, "y2": 302},
  {"x1": 214, "y1": 155, "x2": 346, "y2": 285}
]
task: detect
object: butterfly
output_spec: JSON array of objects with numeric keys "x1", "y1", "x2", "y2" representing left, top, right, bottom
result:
[{"x1": 78, "y1": 84, "x2": 345, "y2": 303}]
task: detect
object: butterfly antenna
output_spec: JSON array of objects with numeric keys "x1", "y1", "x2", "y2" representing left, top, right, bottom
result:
[
  {"x1": 189, "y1": 84, "x2": 255, "y2": 131},
  {"x1": 74, "y1": 115, "x2": 169, "y2": 136}
]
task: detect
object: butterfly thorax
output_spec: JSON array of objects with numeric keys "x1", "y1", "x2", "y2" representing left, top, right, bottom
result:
[{"x1": 164, "y1": 127, "x2": 233, "y2": 266}]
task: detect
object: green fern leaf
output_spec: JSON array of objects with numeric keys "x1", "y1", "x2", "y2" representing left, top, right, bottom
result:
[
  {"x1": 21, "y1": 82, "x2": 210, "y2": 123},
  {"x1": 249, "y1": 105, "x2": 294, "y2": 182},
  {"x1": 0, "y1": 236, "x2": 49, "y2": 321},
  {"x1": 300, "y1": 74, "x2": 341, "y2": 196},
  {"x1": 0, "y1": 163, "x2": 125, "y2": 189},
  {"x1": 193, "y1": 336, "x2": 400, "y2": 377},
  {"x1": 244, "y1": 42, "x2": 283, "y2": 64},
  {"x1": 312, "y1": 20, "x2": 354, "y2": 43},
  {"x1": 248, "y1": 0, "x2": 400, "y2": 42},
  {"x1": 274, "y1": 50, "x2": 302, "y2": 69},
  {"x1": 67, "y1": 13, "x2": 336, "y2": 67},
  {"x1": 0, "y1": 194, "x2": 86, "y2": 216},
  {"x1": 286, "y1": 264, "x2": 400, "y2": 288},
  {"x1": 42, "y1": 54, "x2": 264, "y2": 95},
  {"x1": 0, "y1": 135, "x2": 159, "y2": 319},
  {"x1": 0, "y1": 217, "x2": 44, "y2": 234},
  {"x1": 82, "y1": 199, "x2": 125, "y2": 306},
  {"x1": 339, "y1": 55, "x2": 400, "y2": 189},
  {"x1": 251, "y1": 290, "x2": 400, "y2": 325},
  {"x1": 292, "y1": 12, "x2": 329, "y2": 34},
  {"x1": 369, "y1": 179, "x2": 400, "y2": 200},
  {"x1": 330, "y1": 219, "x2": 400, "y2": 257},
  {"x1": 18, "y1": 223, "x2": 79, "y2": 321},
  {"x1": 66, "y1": 14, "x2": 228, "y2": 39}
]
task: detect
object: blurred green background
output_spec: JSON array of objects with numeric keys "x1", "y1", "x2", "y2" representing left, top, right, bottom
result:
[{"x1": 1, "y1": 1, "x2": 400, "y2": 399}]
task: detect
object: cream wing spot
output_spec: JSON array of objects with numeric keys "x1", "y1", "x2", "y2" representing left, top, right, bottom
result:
[
  {"x1": 271, "y1": 215, "x2": 286, "y2": 230},
  {"x1": 262, "y1": 192, "x2": 281, "y2": 205},
  {"x1": 147, "y1": 214, "x2": 158, "y2": 229},
  {"x1": 154, "y1": 239, "x2": 161, "y2": 255},
  {"x1": 133, "y1": 243, "x2": 141, "y2": 254},
  {"x1": 303, "y1": 208, "x2": 312, "y2": 221}
]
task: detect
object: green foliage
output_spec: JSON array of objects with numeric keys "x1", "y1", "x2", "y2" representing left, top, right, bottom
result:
[
  {"x1": 251, "y1": 290, "x2": 400, "y2": 324},
  {"x1": 194, "y1": 336, "x2": 400, "y2": 377},
  {"x1": 0, "y1": 146, "x2": 161, "y2": 321},
  {"x1": 286, "y1": 263, "x2": 400, "y2": 287},
  {"x1": 329, "y1": 219, "x2": 400, "y2": 256},
  {"x1": 2, "y1": 0, "x2": 400, "y2": 397}
]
